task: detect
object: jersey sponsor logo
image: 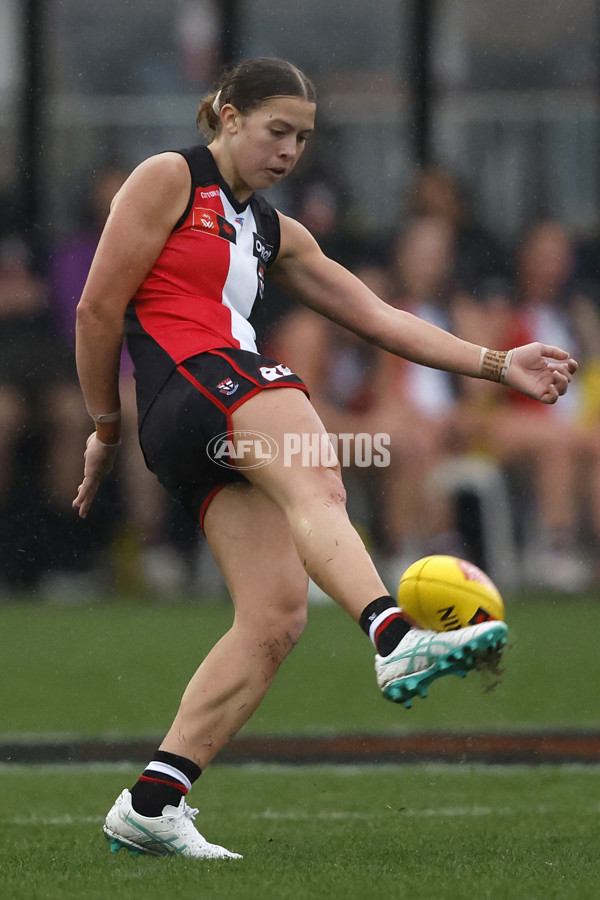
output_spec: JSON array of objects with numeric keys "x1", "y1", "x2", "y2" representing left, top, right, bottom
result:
[
  {"x1": 253, "y1": 233, "x2": 273, "y2": 263},
  {"x1": 216, "y1": 377, "x2": 239, "y2": 396},
  {"x1": 259, "y1": 363, "x2": 293, "y2": 382},
  {"x1": 199, "y1": 189, "x2": 220, "y2": 199},
  {"x1": 192, "y1": 207, "x2": 237, "y2": 243}
]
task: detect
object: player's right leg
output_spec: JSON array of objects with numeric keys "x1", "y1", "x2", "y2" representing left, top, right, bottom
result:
[{"x1": 230, "y1": 387, "x2": 508, "y2": 706}]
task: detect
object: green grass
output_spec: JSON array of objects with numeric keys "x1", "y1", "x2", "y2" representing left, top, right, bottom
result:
[
  {"x1": 2, "y1": 593, "x2": 599, "y2": 897},
  {"x1": 1, "y1": 592, "x2": 599, "y2": 739},
  {"x1": 1, "y1": 763, "x2": 598, "y2": 900}
]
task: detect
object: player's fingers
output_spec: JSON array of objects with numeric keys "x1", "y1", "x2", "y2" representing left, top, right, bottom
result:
[
  {"x1": 541, "y1": 389, "x2": 558, "y2": 405},
  {"x1": 548, "y1": 362, "x2": 574, "y2": 383},
  {"x1": 548, "y1": 358, "x2": 577, "y2": 374},
  {"x1": 72, "y1": 476, "x2": 98, "y2": 518},
  {"x1": 539, "y1": 344, "x2": 569, "y2": 361},
  {"x1": 553, "y1": 371, "x2": 569, "y2": 396},
  {"x1": 72, "y1": 490, "x2": 88, "y2": 518}
]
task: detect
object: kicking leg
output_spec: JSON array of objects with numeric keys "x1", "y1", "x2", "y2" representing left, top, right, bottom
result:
[
  {"x1": 231, "y1": 388, "x2": 508, "y2": 707},
  {"x1": 230, "y1": 387, "x2": 388, "y2": 620}
]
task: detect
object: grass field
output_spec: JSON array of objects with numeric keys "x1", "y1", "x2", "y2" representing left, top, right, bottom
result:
[
  {"x1": 1, "y1": 592, "x2": 599, "y2": 898},
  {"x1": 1, "y1": 763, "x2": 599, "y2": 900}
]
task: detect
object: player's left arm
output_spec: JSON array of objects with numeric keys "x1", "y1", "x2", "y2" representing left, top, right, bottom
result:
[{"x1": 271, "y1": 213, "x2": 577, "y2": 404}]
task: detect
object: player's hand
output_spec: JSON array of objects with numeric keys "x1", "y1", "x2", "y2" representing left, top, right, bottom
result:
[
  {"x1": 72, "y1": 432, "x2": 120, "y2": 519},
  {"x1": 505, "y1": 342, "x2": 578, "y2": 404}
]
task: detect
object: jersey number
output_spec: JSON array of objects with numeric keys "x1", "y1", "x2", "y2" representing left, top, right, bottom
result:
[{"x1": 259, "y1": 364, "x2": 293, "y2": 382}]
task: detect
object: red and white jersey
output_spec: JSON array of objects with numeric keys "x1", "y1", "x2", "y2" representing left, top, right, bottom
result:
[{"x1": 125, "y1": 145, "x2": 281, "y2": 415}]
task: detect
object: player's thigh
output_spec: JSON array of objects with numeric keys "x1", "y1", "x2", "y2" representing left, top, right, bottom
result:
[
  {"x1": 204, "y1": 481, "x2": 308, "y2": 635},
  {"x1": 230, "y1": 386, "x2": 345, "y2": 507}
]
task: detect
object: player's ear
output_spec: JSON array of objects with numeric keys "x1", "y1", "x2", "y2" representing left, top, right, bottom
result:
[{"x1": 220, "y1": 104, "x2": 240, "y2": 136}]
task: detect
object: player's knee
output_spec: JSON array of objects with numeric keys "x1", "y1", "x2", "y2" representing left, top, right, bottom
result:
[
  {"x1": 245, "y1": 592, "x2": 308, "y2": 666},
  {"x1": 271, "y1": 593, "x2": 308, "y2": 658},
  {"x1": 305, "y1": 461, "x2": 347, "y2": 509}
]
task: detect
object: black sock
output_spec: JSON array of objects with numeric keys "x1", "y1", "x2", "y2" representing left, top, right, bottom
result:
[
  {"x1": 359, "y1": 595, "x2": 413, "y2": 656},
  {"x1": 130, "y1": 750, "x2": 202, "y2": 817}
]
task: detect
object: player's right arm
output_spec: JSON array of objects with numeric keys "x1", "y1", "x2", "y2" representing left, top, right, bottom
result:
[{"x1": 73, "y1": 152, "x2": 191, "y2": 518}]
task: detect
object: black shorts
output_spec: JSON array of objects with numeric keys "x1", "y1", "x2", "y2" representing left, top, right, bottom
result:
[{"x1": 139, "y1": 347, "x2": 308, "y2": 529}]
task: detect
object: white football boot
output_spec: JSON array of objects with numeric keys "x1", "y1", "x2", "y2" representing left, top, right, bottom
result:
[
  {"x1": 103, "y1": 789, "x2": 242, "y2": 859},
  {"x1": 375, "y1": 620, "x2": 508, "y2": 708}
]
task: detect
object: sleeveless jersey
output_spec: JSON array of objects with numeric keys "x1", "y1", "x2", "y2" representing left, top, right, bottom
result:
[{"x1": 124, "y1": 145, "x2": 281, "y2": 416}]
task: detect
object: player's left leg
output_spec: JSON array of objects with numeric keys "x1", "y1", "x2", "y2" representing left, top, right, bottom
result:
[
  {"x1": 159, "y1": 481, "x2": 309, "y2": 767},
  {"x1": 104, "y1": 481, "x2": 308, "y2": 858}
]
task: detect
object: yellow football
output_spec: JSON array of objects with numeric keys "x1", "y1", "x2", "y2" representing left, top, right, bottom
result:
[{"x1": 397, "y1": 555, "x2": 505, "y2": 631}]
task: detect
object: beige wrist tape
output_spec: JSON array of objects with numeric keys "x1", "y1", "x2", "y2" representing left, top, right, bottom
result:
[
  {"x1": 91, "y1": 410, "x2": 121, "y2": 424},
  {"x1": 479, "y1": 348, "x2": 514, "y2": 385}
]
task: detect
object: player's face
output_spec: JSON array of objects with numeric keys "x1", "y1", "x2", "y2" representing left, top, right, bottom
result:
[{"x1": 223, "y1": 96, "x2": 315, "y2": 197}]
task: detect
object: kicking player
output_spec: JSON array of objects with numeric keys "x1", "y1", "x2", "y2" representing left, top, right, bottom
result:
[{"x1": 73, "y1": 57, "x2": 577, "y2": 859}]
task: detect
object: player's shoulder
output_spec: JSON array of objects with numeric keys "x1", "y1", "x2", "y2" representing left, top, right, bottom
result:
[
  {"x1": 112, "y1": 152, "x2": 191, "y2": 216},
  {"x1": 130, "y1": 151, "x2": 190, "y2": 187}
]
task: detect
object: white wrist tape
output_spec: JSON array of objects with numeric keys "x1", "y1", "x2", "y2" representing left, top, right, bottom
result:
[
  {"x1": 500, "y1": 348, "x2": 514, "y2": 385},
  {"x1": 91, "y1": 411, "x2": 121, "y2": 424}
]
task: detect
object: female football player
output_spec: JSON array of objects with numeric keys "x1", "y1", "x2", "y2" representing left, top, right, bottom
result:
[{"x1": 73, "y1": 57, "x2": 577, "y2": 859}]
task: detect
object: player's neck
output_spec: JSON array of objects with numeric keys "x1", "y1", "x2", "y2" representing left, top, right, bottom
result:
[{"x1": 207, "y1": 143, "x2": 253, "y2": 204}]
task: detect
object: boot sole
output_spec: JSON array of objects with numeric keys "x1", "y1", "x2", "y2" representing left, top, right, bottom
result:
[{"x1": 381, "y1": 627, "x2": 508, "y2": 708}]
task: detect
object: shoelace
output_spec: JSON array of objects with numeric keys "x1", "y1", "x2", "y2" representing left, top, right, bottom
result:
[{"x1": 183, "y1": 804, "x2": 199, "y2": 821}]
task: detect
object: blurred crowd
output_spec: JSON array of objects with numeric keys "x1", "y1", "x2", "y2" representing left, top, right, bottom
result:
[{"x1": 3, "y1": 163, "x2": 600, "y2": 598}]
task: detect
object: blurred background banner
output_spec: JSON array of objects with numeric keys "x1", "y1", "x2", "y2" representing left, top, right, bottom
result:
[
  {"x1": 6, "y1": 0, "x2": 599, "y2": 249},
  {"x1": 2, "y1": 0, "x2": 600, "y2": 597}
]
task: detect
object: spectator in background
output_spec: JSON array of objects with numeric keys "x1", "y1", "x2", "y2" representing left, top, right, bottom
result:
[
  {"x1": 294, "y1": 176, "x2": 353, "y2": 265},
  {"x1": 569, "y1": 289, "x2": 600, "y2": 586},
  {"x1": 374, "y1": 216, "x2": 471, "y2": 574},
  {"x1": 48, "y1": 170, "x2": 194, "y2": 594},
  {"x1": 175, "y1": 0, "x2": 220, "y2": 87},
  {"x1": 467, "y1": 220, "x2": 594, "y2": 590},
  {"x1": 408, "y1": 164, "x2": 508, "y2": 296},
  {"x1": 0, "y1": 236, "x2": 100, "y2": 588},
  {"x1": 48, "y1": 170, "x2": 129, "y2": 347}
]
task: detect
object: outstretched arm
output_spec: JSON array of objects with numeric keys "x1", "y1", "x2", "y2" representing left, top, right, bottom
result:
[{"x1": 271, "y1": 213, "x2": 577, "y2": 403}]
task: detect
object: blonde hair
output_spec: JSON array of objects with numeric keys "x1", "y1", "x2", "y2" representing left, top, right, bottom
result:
[{"x1": 197, "y1": 57, "x2": 316, "y2": 138}]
